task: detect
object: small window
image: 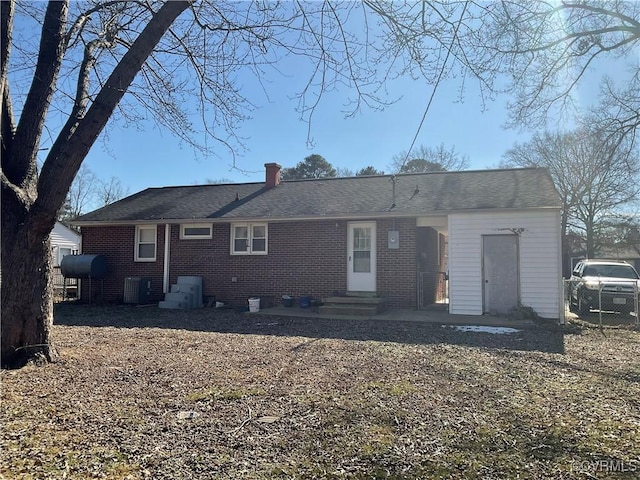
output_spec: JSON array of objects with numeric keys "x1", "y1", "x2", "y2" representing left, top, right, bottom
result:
[
  {"x1": 135, "y1": 225, "x2": 157, "y2": 262},
  {"x1": 231, "y1": 223, "x2": 268, "y2": 255},
  {"x1": 180, "y1": 223, "x2": 213, "y2": 239},
  {"x1": 58, "y1": 247, "x2": 72, "y2": 266}
]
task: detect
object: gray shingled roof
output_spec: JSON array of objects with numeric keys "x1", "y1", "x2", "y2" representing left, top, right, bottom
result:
[{"x1": 73, "y1": 168, "x2": 561, "y2": 224}]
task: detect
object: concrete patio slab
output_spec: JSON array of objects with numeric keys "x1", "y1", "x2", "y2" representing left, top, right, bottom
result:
[{"x1": 256, "y1": 305, "x2": 537, "y2": 328}]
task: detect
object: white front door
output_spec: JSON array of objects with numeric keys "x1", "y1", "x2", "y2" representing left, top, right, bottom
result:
[{"x1": 347, "y1": 222, "x2": 376, "y2": 292}]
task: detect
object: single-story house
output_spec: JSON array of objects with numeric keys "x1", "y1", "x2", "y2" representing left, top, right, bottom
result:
[
  {"x1": 50, "y1": 221, "x2": 81, "y2": 297},
  {"x1": 51, "y1": 221, "x2": 81, "y2": 266},
  {"x1": 72, "y1": 164, "x2": 564, "y2": 319}
]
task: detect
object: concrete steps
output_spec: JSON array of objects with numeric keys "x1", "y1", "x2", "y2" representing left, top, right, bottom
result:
[
  {"x1": 159, "y1": 276, "x2": 203, "y2": 310},
  {"x1": 159, "y1": 300, "x2": 189, "y2": 310},
  {"x1": 318, "y1": 293, "x2": 387, "y2": 317}
]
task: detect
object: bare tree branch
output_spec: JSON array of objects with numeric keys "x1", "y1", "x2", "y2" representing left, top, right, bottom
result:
[
  {"x1": 0, "y1": 0, "x2": 14, "y2": 100},
  {"x1": 470, "y1": 1, "x2": 640, "y2": 134},
  {"x1": 7, "y1": 0, "x2": 67, "y2": 193},
  {"x1": 502, "y1": 127, "x2": 640, "y2": 257},
  {"x1": 36, "y1": 0, "x2": 192, "y2": 220}
]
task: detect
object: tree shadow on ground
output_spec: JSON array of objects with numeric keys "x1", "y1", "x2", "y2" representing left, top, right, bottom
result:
[{"x1": 54, "y1": 303, "x2": 565, "y2": 354}]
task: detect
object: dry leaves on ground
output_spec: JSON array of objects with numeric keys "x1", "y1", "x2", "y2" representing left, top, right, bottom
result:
[{"x1": 1, "y1": 305, "x2": 639, "y2": 479}]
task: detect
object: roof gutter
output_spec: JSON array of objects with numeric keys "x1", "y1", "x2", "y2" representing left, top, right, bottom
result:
[{"x1": 70, "y1": 206, "x2": 562, "y2": 227}]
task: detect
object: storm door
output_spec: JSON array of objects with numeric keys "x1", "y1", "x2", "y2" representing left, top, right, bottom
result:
[
  {"x1": 482, "y1": 234, "x2": 519, "y2": 314},
  {"x1": 347, "y1": 222, "x2": 376, "y2": 292}
]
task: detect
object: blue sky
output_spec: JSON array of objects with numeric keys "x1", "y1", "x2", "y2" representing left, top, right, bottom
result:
[
  {"x1": 8, "y1": 2, "x2": 633, "y2": 211},
  {"x1": 83, "y1": 71, "x2": 527, "y2": 195},
  {"x1": 65, "y1": 8, "x2": 630, "y2": 206}
]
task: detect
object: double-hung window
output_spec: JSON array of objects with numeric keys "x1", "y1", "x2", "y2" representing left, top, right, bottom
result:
[
  {"x1": 231, "y1": 223, "x2": 267, "y2": 255},
  {"x1": 135, "y1": 225, "x2": 157, "y2": 261}
]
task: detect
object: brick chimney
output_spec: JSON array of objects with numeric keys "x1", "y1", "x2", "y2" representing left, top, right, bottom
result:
[{"x1": 265, "y1": 163, "x2": 281, "y2": 188}]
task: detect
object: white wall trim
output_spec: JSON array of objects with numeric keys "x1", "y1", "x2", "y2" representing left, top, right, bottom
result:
[{"x1": 163, "y1": 224, "x2": 170, "y2": 293}]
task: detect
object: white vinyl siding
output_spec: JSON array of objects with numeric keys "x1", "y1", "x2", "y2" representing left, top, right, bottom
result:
[
  {"x1": 448, "y1": 210, "x2": 562, "y2": 319},
  {"x1": 231, "y1": 223, "x2": 268, "y2": 255},
  {"x1": 135, "y1": 225, "x2": 157, "y2": 262},
  {"x1": 180, "y1": 223, "x2": 213, "y2": 239},
  {"x1": 50, "y1": 222, "x2": 81, "y2": 266}
]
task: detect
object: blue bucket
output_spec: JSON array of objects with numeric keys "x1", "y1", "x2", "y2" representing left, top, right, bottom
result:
[{"x1": 299, "y1": 296, "x2": 311, "y2": 308}]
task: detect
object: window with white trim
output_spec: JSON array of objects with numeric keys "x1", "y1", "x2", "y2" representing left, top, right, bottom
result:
[
  {"x1": 231, "y1": 223, "x2": 268, "y2": 255},
  {"x1": 180, "y1": 223, "x2": 213, "y2": 239},
  {"x1": 135, "y1": 225, "x2": 157, "y2": 261},
  {"x1": 57, "y1": 247, "x2": 73, "y2": 266}
]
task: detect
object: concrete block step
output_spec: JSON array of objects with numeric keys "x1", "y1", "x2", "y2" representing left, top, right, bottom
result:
[
  {"x1": 164, "y1": 292, "x2": 193, "y2": 304},
  {"x1": 169, "y1": 284, "x2": 201, "y2": 309},
  {"x1": 323, "y1": 296, "x2": 387, "y2": 306},
  {"x1": 345, "y1": 291, "x2": 380, "y2": 298},
  {"x1": 170, "y1": 283, "x2": 199, "y2": 293},
  {"x1": 317, "y1": 304, "x2": 379, "y2": 317},
  {"x1": 159, "y1": 300, "x2": 189, "y2": 309}
]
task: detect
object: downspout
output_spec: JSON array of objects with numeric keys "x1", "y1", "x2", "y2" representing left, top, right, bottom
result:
[
  {"x1": 556, "y1": 209, "x2": 565, "y2": 325},
  {"x1": 163, "y1": 224, "x2": 170, "y2": 293},
  {"x1": 78, "y1": 232, "x2": 83, "y2": 301}
]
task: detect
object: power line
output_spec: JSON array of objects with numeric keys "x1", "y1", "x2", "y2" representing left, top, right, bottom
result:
[{"x1": 398, "y1": 1, "x2": 469, "y2": 174}]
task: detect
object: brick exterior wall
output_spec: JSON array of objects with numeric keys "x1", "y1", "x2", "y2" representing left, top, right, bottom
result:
[
  {"x1": 376, "y1": 218, "x2": 416, "y2": 307},
  {"x1": 80, "y1": 218, "x2": 418, "y2": 308},
  {"x1": 80, "y1": 226, "x2": 165, "y2": 303}
]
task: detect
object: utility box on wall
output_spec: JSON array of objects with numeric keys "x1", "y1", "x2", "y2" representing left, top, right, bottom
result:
[
  {"x1": 123, "y1": 277, "x2": 151, "y2": 304},
  {"x1": 388, "y1": 231, "x2": 400, "y2": 249}
]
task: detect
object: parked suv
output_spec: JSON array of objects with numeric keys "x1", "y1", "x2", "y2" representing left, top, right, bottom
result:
[{"x1": 569, "y1": 260, "x2": 640, "y2": 316}]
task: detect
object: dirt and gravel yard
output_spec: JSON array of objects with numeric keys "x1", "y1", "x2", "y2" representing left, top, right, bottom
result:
[{"x1": 2, "y1": 304, "x2": 639, "y2": 479}]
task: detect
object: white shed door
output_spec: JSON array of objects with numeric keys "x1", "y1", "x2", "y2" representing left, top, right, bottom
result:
[
  {"x1": 482, "y1": 235, "x2": 519, "y2": 314},
  {"x1": 347, "y1": 222, "x2": 376, "y2": 292}
]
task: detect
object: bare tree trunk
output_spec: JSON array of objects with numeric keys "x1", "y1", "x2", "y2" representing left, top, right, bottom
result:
[
  {"x1": 585, "y1": 219, "x2": 596, "y2": 258},
  {"x1": 1, "y1": 171, "x2": 58, "y2": 367},
  {"x1": 1, "y1": 0, "x2": 191, "y2": 368},
  {"x1": 1, "y1": 200, "x2": 57, "y2": 368}
]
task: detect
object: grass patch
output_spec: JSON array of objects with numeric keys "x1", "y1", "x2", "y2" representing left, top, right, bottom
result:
[{"x1": 186, "y1": 386, "x2": 264, "y2": 402}]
